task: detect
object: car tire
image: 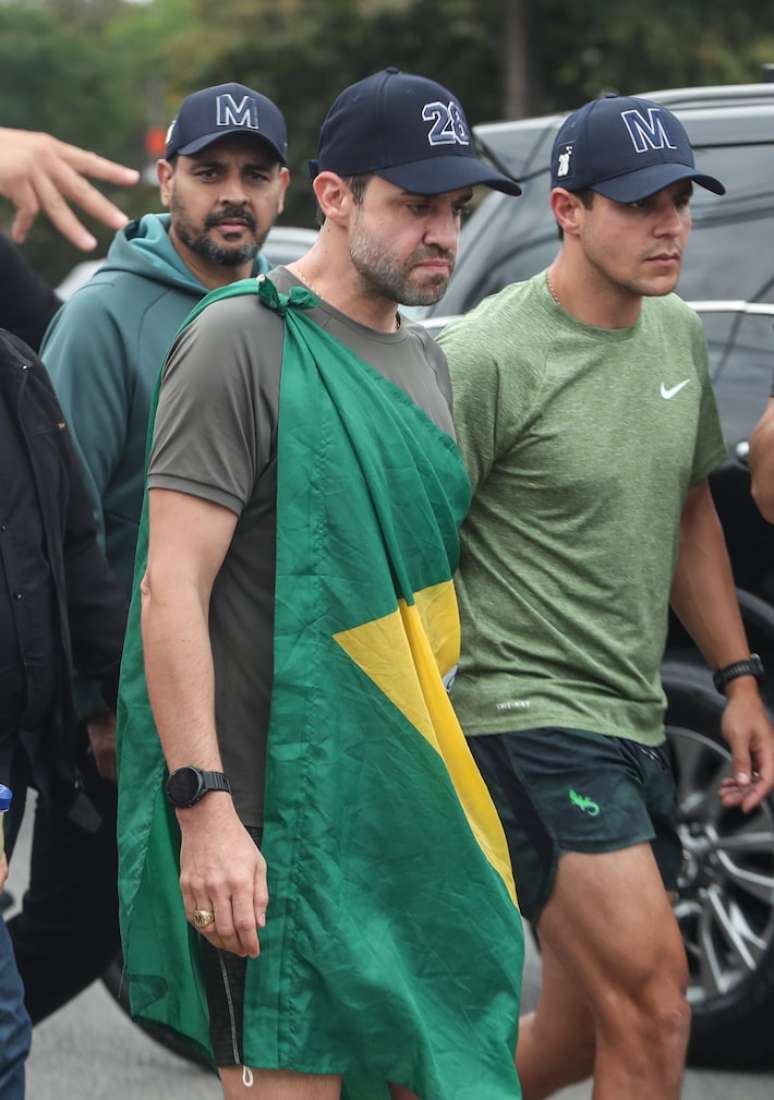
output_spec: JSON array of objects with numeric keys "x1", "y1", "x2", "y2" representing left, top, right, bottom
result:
[{"x1": 663, "y1": 661, "x2": 774, "y2": 1069}]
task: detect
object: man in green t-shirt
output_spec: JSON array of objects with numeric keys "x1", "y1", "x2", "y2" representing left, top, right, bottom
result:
[{"x1": 440, "y1": 94, "x2": 774, "y2": 1100}]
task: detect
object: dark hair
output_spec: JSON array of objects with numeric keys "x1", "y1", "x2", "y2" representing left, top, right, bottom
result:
[
  {"x1": 557, "y1": 188, "x2": 595, "y2": 240},
  {"x1": 315, "y1": 173, "x2": 373, "y2": 227}
]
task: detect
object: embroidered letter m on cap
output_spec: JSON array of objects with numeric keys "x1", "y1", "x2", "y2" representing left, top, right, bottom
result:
[
  {"x1": 216, "y1": 93, "x2": 259, "y2": 130},
  {"x1": 621, "y1": 108, "x2": 677, "y2": 154}
]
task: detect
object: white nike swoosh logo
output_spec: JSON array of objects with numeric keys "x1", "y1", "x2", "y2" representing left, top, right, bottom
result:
[{"x1": 660, "y1": 379, "x2": 691, "y2": 400}]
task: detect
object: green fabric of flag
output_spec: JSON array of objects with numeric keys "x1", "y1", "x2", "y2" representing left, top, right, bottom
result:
[{"x1": 117, "y1": 276, "x2": 523, "y2": 1099}]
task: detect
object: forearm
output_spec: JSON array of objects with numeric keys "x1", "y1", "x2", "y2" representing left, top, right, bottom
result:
[
  {"x1": 670, "y1": 482, "x2": 750, "y2": 672},
  {"x1": 141, "y1": 572, "x2": 223, "y2": 773}
]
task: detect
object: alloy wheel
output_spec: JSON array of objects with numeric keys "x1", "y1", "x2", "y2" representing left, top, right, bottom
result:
[{"x1": 669, "y1": 725, "x2": 774, "y2": 1006}]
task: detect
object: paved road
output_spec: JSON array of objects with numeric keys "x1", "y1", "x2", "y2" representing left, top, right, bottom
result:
[{"x1": 7, "y1": 801, "x2": 774, "y2": 1098}]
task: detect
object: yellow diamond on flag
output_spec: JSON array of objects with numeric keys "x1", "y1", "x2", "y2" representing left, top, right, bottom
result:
[{"x1": 334, "y1": 580, "x2": 518, "y2": 905}]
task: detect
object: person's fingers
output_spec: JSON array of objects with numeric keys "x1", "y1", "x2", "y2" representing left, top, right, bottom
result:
[
  {"x1": 727, "y1": 732, "x2": 753, "y2": 789},
  {"x1": 179, "y1": 873, "x2": 197, "y2": 930},
  {"x1": 86, "y1": 715, "x2": 118, "y2": 783},
  {"x1": 52, "y1": 157, "x2": 131, "y2": 232},
  {"x1": 97, "y1": 747, "x2": 117, "y2": 784},
  {"x1": 755, "y1": 735, "x2": 774, "y2": 793},
  {"x1": 31, "y1": 170, "x2": 97, "y2": 251},
  {"x1": 231, "y1": 890, "x2": 260, "y2": 958},
  {"x1": 254, "y1": 854, "x2": 269, "y2": 931},
  {"x1": 188, "y1": 884, "x2": 227, "y2": 951},
  {"x1": 9, "y1": 180, "x2": 39, "y2": 243},
  {"x1": 740, "y1": 737, "x2": 774, "y2": 812},
  {"x1": 58, "y1": 141, "x2": 140, "y2": 187},
  {"x1": 209, "y1": 885, "x2": 242, "y2": 955}
]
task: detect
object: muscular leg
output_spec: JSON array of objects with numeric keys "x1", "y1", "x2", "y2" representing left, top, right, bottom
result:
[
  {"x1": 531, "y1": 843, "x2": 689, "y2": 1100},
  {"x1": 517, "y1": 937, "x2": 596, "y2": 1098},
  {"x1": 220, "y1": 1067, "x2": 342, "y2": 1099}
]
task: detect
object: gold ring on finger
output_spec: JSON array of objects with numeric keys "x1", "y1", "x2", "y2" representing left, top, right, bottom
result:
[{"x1": 191, "y1": 908, "x2": 216, "y2": 930}]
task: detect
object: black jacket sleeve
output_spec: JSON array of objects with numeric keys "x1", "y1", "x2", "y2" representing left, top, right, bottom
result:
[
  {"x1": 4, "y1": 331, "x2": 128, "y2": 711},
  {"x1": 0, "y1": 236, "x2": 61, "y2": 352},
  {"x1": 60, "y1": 422, "x2": 128, "y2": 712}
]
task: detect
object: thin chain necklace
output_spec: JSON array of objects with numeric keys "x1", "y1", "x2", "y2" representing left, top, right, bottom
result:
[{"x1": 545, "y1": 270, "x2": 561, "y2": 306}]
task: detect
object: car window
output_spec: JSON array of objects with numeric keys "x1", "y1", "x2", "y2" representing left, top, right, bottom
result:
[
  {"x1": 702, "y1": 312, "x2": 774, "y2": 445},
  {"x1": 679, "y1": 143, "x2": 774, "y2": 303}
]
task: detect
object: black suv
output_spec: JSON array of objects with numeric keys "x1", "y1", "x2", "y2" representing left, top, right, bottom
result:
[{"x1": 425, "y1": 82, "x2": 774, "y2": 1070}]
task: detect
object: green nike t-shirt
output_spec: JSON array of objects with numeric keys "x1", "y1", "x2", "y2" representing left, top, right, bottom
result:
[{"x1": 439, "y1": 271, "x2": 727, "y2": 744}]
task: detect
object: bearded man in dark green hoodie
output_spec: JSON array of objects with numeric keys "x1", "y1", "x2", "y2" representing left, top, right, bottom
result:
[{"x1": 8, "y1": 83, "x2": 289, "y2": 1026}]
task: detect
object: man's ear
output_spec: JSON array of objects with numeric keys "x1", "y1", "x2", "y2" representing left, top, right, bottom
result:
[
  {"x1": 551, "y1": 187, "x2": 585, "y2": 239},
  {"x1": 157, "y1": 159, "x2": 175, "y2": 208},
  {"x1": 312, "y1": 172, "x2": 355, "y2": 228},
  {"x1": 276, "y1": 166, "x2": 290, "y2": 216}
]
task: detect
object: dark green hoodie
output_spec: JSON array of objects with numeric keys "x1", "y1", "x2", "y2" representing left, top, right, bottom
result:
[
  {"x1": 42, "y1": 213, "x2": 267, "y2": 716},
  {"x1": 43, "y1": 212, "x2": 268, "y2": 594}
]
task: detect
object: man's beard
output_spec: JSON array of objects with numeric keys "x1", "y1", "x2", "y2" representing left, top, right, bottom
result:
[
  {"x1": 171, "y1": 197, "x2": 264, "y2": 267},
  {"x1": 349, "y1": 220, "x2": 455, "y2": 307}
]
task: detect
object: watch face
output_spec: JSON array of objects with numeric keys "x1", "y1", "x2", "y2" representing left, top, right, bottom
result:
[{"x1": 167, "y1": 767, "x2": 203, "y2": 807}]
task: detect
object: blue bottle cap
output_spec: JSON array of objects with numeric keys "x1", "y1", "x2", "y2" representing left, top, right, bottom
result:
[{"x1": 0, "y1": 784, "x2": 12, "y2": 813}]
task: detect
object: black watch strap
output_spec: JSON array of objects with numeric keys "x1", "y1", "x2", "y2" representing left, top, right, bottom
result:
[
  {"x1": 199, "y1": 770, "x2": 231, "y2": 794},
  {"x1": 712, "y1": 653, "x2": 764, "y2": 694}
]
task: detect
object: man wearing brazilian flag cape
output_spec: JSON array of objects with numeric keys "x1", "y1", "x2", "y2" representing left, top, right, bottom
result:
[{"x1": 117, "y1": 69, "x2": 524, "y2": 1100}]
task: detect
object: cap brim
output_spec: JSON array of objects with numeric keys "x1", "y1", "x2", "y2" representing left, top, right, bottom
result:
[
  {"x1": 173, "y1": 128, "x2": 286, "y2": 164},
  {"x1": 592, "y1": 163, "x2": 725, "y2": 203},
  {"x1": 377, "y1": 155, "x2": 521, "y2": 197}
]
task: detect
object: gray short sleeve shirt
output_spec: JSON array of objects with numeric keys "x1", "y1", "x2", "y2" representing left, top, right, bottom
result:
[{"x1": 148, "y1": 267, "x2": 453, "y2": 826}]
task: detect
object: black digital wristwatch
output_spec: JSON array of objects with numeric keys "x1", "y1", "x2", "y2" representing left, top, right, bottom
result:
[{"x1": 165, "y1": 766, "x2": 231, "y2": 809}]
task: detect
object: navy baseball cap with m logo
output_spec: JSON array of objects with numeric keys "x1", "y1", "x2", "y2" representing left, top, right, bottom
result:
[
  {"x1": 550, "y1": 93, "x2": 725, "y2": 202},
  {"x1": 165, "y1": 82, "x2": 288, "y2": 164}
]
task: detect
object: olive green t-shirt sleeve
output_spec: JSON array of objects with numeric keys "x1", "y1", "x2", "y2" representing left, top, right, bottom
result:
[
  {"x1": 148, "y1": 296, "x2": 281, "y2": 514},
  {"x1": 439, "y1": 301, "x2": 539, "y2": 494},
  {"x1": 688, "y1": 312, "x2": 726, "y2": 485}
]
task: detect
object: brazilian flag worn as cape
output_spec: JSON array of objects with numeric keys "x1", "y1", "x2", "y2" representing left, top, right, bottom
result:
[{"x1": 117, "y1": 276, "x2": 523, "y2": 1099}]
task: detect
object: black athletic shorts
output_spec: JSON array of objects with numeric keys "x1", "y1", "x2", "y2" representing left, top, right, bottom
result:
[
  {"x1": 469, "y1": 727, "x2": 682, "y2": 923},
  {"x1": 198, "y1": 826, "x2": 262, "y2": 1068}
]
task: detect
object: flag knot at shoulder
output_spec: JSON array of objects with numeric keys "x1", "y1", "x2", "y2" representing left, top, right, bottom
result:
[
  {"x1": 177, "y1": 274, "x2": 319, "y2": 336},
  {"x1": 256, "y1": 273, "x2": 319, "y2": 315}
]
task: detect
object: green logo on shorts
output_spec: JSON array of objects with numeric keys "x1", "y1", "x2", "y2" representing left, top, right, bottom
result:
[{"x1": 569, "y1": 789, "x2": 600, "y2": 817}]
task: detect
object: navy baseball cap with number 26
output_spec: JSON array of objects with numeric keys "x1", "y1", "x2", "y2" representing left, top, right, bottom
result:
[
  {"x1": 551, "y1": 94, "x2": 725, "y2": 202},
  {"x1": 310, "y1": 67, "x2": 521, "y2": 197}
]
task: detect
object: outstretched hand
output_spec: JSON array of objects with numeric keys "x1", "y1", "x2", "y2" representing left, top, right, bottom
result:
[{"x1": 0, "y1": 128, "x2": 139, "y2": 251}]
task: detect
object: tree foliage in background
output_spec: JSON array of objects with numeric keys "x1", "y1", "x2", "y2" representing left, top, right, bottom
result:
[{"x1": 2, "y1": 0, "x2": 774, "y2": 284}]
